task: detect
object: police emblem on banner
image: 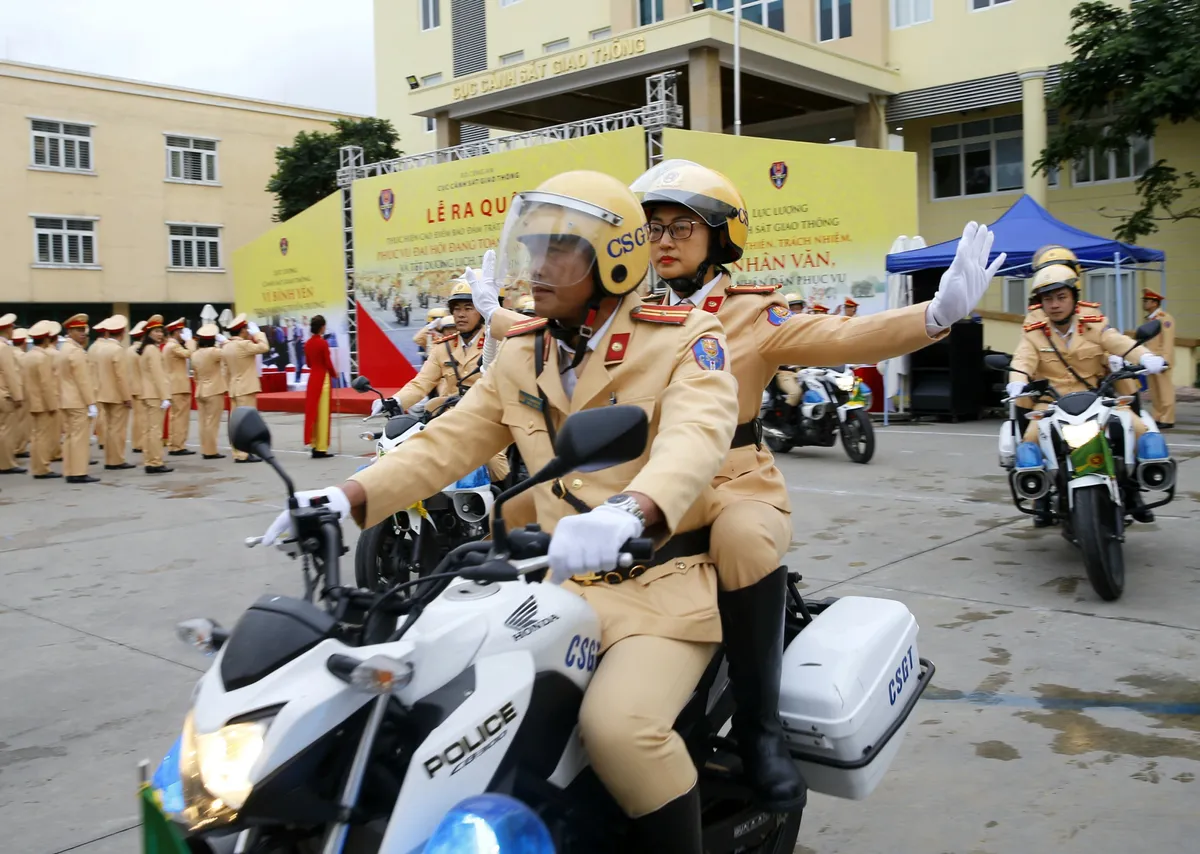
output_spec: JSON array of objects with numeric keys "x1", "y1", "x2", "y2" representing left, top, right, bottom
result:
[
  {"x1": 769, "y1": 161, "x2": 788, "y2": 190},
  {"x1": 279, "y1": 237, "x2": 288, "y2": 256},
  {"x1": 379, "y1": 188, "x2": 395, "y2": 221},
  {"x1": 692, "y1": 336, "x2": 726, "y2": 371},
  {"x1": 767, "y1": 305, "x2": 792, "y2": 326}
]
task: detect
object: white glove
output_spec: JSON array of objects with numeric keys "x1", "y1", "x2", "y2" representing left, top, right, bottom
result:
[
  {"x1": 261, "y1": 486, "x2": 352, "y2": 546},
  {"x1": 180, "y1": 328, "x2": 193, "y2": 343},
  {"x1": 927, "y1": 222, "x2": 1007, "y2": 330},
  {"x1": 247, "y1": 322, "x2": 260, "y2": 336},
  {"x1": 548, "y1": 504, "x2": 644, "y2": 583},
  {"x1": 1140, "y1": 353, "x2": 1166, "y2": 375},
  {"x1": 464, "y1": 249, "x2": 500, "y2": 321},
  {"x1": 215, "y1": 334, "x2": 228, "y2": 345},
  {"x1": 1107, "y1": 355, "x2": 1126, "y2": 374},
  {"x1": 409, "y1": 400, "x2": 426, "y2": 416},
  {"x1": 369, "y1": 398, "x2": 396, "y2": 417},
  {"x1": 88, "y1": 404, "x2": 98, "y2": 418},
  {"x1": 161, "y1": 399, "x2": 171, "y2": 410},
  {"x1": 1005, "y1": 382, "x2": 1026, "y2": 400}
]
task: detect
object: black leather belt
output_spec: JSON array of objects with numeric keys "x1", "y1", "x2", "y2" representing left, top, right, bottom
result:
[
  {"x1": 570, "y1": 526, "x2": 713, "y2": 587},
  {"x1": 731, "y1": 418, "x2": 763, "y2": 449}
]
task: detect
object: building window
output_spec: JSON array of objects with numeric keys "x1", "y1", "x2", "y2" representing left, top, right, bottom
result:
[
  {"x1": 32, "y1": 217, "x2": 97, "y2": 267},
  {"x1": 1072, "y1": 134, "x2": 1152, "y2": 186},
  {"x1": 543, "y1": 37, "x2": 570, "y2": 54},
  {"x1": 165, "y1": 136, "x2": 218, "y2": 184},
  {"x1": 715, "y1": 0, "x2": 784, "y2": 31},
  {"x1": 1003, "y1": 278, "x2": 1029, "y2": 315},
  {"x1": 168, "y1": 224, "x2": 222, "y2": 270},
  {"x1": 931, "y1": 116, "x2": 1024, "y2": 199},
  {"x1": 425, "y1": 117, "x2": 436, "y2": 133},
  {"x1": 500, "y1": 50, "x2": 525, "y2": 65},
  {"x1": 971, "y1": 0, "x2": 1013, "y2": 9},
  {"x1": 639, "y1": 0, "x2": 664, "y2": 26},
  {"x1": 1086, "y1": 270, "x2": 1134, "y2": 331},
  {"x1": 30, "y1": 120, "x2": 93, "y2": 172},
  {"x1": 891, "y1": 0, "x2": 931, "y2": 28},
  {"x1": 818, "y1": 0, "x2": 852, "y2": 41},
  {"x1": 421, "y1": 0, "x2": 440, "y2": 30},
  {"x1": 590, "y1": 27, "x2": 612, "y2": 40}
]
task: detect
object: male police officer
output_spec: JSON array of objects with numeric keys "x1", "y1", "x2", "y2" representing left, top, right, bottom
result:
[
  {"x1": 0, "y1": 312, "x2": 25, "y2": 474},
  {"x1": 222, "y1": 315, "x2": 270, "y2": 463},
  {"x1": 94, "y1": 315, "x2": 135, "y2": 470},
  {"x1": 164, "y1": 318, "x2": 197, "y2": 456},
  {"x1": 1141, "y1": 288, "x2": 1176, "y2": 428},
  {"x1": 24, "y1": 321, "x2": 62, "y2": 479},
  {"x1": 191, "y1": 324, "x2": 228, "y2": 459},
  {"x1": 10, "y1": 327, "x2": 31, "y2": 459},
  {"x1": 60, "y1": 314, "x2": 99, "y2": 483},
  {"x1": 1008, "y1": 264, "x2": 1166, "y2": 524},
  {"x1": 128, "y1": 321, "x2": 146, "y2": 453},
  {"x1": 261, "y1": 171, "x2": 738, "y2": 852}
]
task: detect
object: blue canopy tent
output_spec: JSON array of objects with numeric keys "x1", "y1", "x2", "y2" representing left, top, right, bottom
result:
[{"x1": 885, "y1": 194, "x2": 1166, "y2": 330}]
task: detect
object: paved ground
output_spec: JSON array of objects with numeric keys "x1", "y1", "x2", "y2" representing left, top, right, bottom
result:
[{"x1": 1, "y1": 404, "x2": 1198, "y2": 854}]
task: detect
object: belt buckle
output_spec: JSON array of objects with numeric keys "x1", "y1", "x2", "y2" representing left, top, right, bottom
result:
[{"x1": 570, "y1": 571, "x2": 602, "y2": 587}]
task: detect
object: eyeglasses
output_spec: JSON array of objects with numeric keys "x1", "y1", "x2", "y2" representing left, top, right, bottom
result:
[{"x1": 647, "y1": 220, "x2": 702, "y2": 242}]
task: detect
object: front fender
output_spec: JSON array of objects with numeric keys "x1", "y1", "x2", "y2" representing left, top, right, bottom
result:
[{"x1": 1067, "y1": 474, "x2": 1120, "y2": 508}]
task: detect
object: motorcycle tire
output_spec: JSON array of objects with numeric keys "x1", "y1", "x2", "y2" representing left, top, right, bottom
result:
[
  {"x1": 840, "y1": 410, "x2": 875, "y2": 464},
  {"x1": 1073, "y1": 485, "x2": 1125, "y2": 601},
  {"x1": 764, "y1": 426, "x2": 793, "y2": 454},
  {"x1": 354, "y1": 520, "x2": 429, "y2": 593}
]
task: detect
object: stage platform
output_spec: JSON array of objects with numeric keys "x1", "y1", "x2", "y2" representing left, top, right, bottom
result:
[{"x1": 257, "y1": 387, "x2": 400, "y2": 415}]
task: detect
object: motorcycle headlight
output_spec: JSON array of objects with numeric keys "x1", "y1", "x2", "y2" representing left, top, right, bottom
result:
[
  {"x1": 835, "y1": 375, "x2": 855, "y2": 392},
  {"x1": 1060, "y1": 421, "x2": 1101, "y2": 450},
  {"x1": 177, "y1": 709, "x2": 274, "y2": 829}
]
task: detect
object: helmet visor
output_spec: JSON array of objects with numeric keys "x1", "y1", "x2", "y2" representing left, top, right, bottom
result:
[
  {"x1": 631, "y1": 159, "x2": 740, "y2": 228},
  {"x1": 497, "y1": 191, "x2": 619, "y2": 290}
]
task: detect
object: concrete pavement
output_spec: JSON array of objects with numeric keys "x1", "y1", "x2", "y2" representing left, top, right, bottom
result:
[{"x1": 1, "y1": 406, "x2": 1197, "y2": 853}]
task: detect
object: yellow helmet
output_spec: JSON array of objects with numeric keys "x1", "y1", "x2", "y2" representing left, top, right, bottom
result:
[
  {"x1": 497, "y1": 170, "x2": 649, "y2": 297},
  {"x1": 427, "y1": 307, "x2": 449, "y2": 320},
  {"x1": 1030, "y1": 263, "x2": 1080, "y2": 299},
  {"x1": 632, "y1": 159, "x2": 749, "y2": 264},
  {"x1": 783, "y1": 292, "x2": 805, "y2": 306},
  {"x1": 1032, "y1": 244, "x2": 1083, "y2": 276},
  {"x1": 446, "y1": 278, "x2": 473, "y2": 306}
]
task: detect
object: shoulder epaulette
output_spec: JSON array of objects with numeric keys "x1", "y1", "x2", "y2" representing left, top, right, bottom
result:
[
  {"x1": 1079, "y1": 314, "x2": 1106, "y2": 325},
  {"x1": 504, "y1": 317, "x2": 548, "y2": 338},
  {"x1": 433, "y1": 332, "x2": 457, "y2": 345},
  {"x1": 630, "y1": 304, "x2": 693, "y2": 325},
  {"x1": 1023, "y1": 320, "x2": 1047, "y2": 333},
  {"x1": 725, "y1": 284, "x2": 779, "y2": 295},
  {"x1": 1028, "y1": 303, "x2": 1041, "y2": 312},
  {"x1": 1078, "y1": 300, "x2": 1102, "y2": 308}
]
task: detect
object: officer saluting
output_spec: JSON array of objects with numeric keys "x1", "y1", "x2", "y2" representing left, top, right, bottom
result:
[
  {"x1": 262, "y1": 171, "x2": 739, "y2": 851},
  {"x1": 191, "y1": 324, "x2": 228, "y2": 459},
  {"x1": 1141, "y1": 287, "x2": 1176, "y2": 428},
  {"x1": 221, "y1": 314, "x2": 269, "y2": 463},
  {"x1": 164, "y1": 318, "x2": 197, "y2": 456}
]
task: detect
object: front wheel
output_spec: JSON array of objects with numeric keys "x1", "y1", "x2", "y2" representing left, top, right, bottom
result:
[
  {"x1": 841, "y1": 409, "x2": 875, "y2": 464},
  {"x1": 1073, "y1": 486, "x2": 1125, "y2": 601},
  {"x1": 354, "y1": 518, "x2": 424, "y2": 592}
]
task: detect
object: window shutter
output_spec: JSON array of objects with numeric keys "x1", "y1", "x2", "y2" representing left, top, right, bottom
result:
[
  {"x1": 79, "y1": 140, "x2": 91, "y2": 170},
  {"x1": 171, "y1": 239, "x2": 183, "y2": 268},
  {"x1": 52, "y1": 233, "x2": 64, "y2": 264},
  {"x1": 204, "y1": 152, "x2": 216, "y2": 182},
  {"x1": 170, "y1": 149, "x2": 182, "y2": 179},
  {"x1": 47, "y1": 136, "x2": 61, "y2": 168},
  {"x1": 209, "y1": 241, "x2": 219, "y2": 267},
  {"x1": 81, "y1": 235, "x2": 95, "y2": 265},
  {"x1": 184, "y1": 241, "x2": 194, "y2": 267},
  {"x1": 452, "y1": 0, "x2": 488, "y2": 77},
  {"x1": 37, "y1": 233, "x2": 50, "y2": 264},
  {"x1": 32, "y1": 119, "x2": 60, "y2": 133},
  {"x1": 64, "y1": 139, "x2": 77, "y2": 170},
  {"x1": 33, "y1": 135, "x2": 47, "y2": 166}
]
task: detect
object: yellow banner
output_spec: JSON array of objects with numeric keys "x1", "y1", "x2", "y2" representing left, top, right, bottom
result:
[
  {"x1": 663, "y1": 129, "x2": 917, "y2": 313},
  {"x1": 353, "y1": 127, "x2": 647, "y2": 302}
]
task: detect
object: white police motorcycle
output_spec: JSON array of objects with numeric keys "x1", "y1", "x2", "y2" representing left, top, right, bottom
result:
[
  {"x1": 761, "y1": 366, "x2": 875, "y2": 464},
  {"x1": 141, "y1": 406, "x2": 933, "y2": 854},
  {"x1": 987, "y1": 320, "x2": 1175, "y2": 601}
]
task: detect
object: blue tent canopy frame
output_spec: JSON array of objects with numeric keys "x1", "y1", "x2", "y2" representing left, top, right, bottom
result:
[{"x1": 885, "y1": 194, "x2": 1166, "y2": 331}]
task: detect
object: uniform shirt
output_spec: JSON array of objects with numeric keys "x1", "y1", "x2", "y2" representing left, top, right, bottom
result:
[
  {"x1": 0, "y1": 338, "x2": 22, "y2": 404},
  {"x1": 222, "y1": 333, "x2": 270, "y2": 397},
  {"x1": 93, "y1": 338, "x2": 133, "y2": 404},
  {"x1": 140, "y1": 341, "x2": 171, "y2": 402},
  {"x1": 1146, "y1": 308, "x2": 1176, "y2": 360},
  {"x1": 1010, "y1": 308, "x2": 1149, "y2": 396},
  {"x1": 162, "y1": 338, "x2": 196, "y2": 395},
  {"x1": 395, "y1": 326, "x2": 487, "y2": 410},
  {"x1": 553, "y1": 303, "x2": 620, "y2": 400},
  {"x1": 191, "y1": 346, "x2": 229, "y2": 399},
  {"x1": 127, "y1": 344, "x2": 144, "y2": 400},
  {"x1": 59, "y1": 338, "x2": 97, "y2": 409},
  {"x1": 22, "y1": 346, "x2": 58, "y2": 412}
]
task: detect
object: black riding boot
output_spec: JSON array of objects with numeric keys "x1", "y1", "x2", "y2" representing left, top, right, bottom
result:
[
  {"x1": 719, "y1": 566, "x2": 807, "y2": 811},
  {"x1": 1126, "y1": 485, "x2": 1154, "y2": 523},
  {"x1": 630, "y1": 785, "x2": 702, "y2": 854},
  {"x1": 1032, "y1": 494, "x2": 1054, "y2": 527}
]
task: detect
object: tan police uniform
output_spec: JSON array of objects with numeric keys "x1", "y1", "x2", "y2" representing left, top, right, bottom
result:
[
  {"x1": 352, "y1": 301, "x2": 738, "y2": 817},
  {"x1": 191, "y1": 325, "x2": 228, "y2": 457},
  {"x1": 140, "y1": 315, "x2": 171, "y2": 469},
  {"x1": 222, "y1": 315, "x2": 269, "y2": 461},
  {"x1": 10, "y1": 329, "x2": 31, "y2": 458},
  {"x1": 128, "y1": 322, "x2": 146, "y2": 451},
  {"x1": 1144, "y1": 290, "x2": 1176, "y2": 426},
  {"x1": 1011, "y1": 307, "x2": 1150, "y2": 442},
  {"x1": 95, "y1": 316, "x2": 134, "y2": 467},
  {"x1": 45, "y1": 322, "x2": 64, "y2": 462},
  {"x1": 87, "y1": 322, "x2": 107, "y2": 450},
  {"x1": 23, "y1": 323, "x2": 61, "y2": 477},
  {"x1": 0, "y1": 313, "x2": 25, "y2": 472},
  {"x1": 59, "y1": 314, "x2": 97, "y2": 478},
  {"x1": 163, "y1": 319, "x2": 195, "y2": 453}
]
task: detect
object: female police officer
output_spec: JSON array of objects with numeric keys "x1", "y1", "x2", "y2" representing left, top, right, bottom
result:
[{"x1": 261, "y1": 170, "x2": 738, "y2": 851}]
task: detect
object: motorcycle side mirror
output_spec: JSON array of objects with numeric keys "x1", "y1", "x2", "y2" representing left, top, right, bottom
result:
[
  {"x1": 550, "y1": 405, "x2": 649, "y2": 474},
  {"x1": 984, "y1": 353, "x2": 1012, "y2": 372},
  {"x1": 230, "y1": 406, "x2": 271, "y2": 457},
  {"x1": 1133, "y1": 319, "x2": 1161, "y2": 345},
  {"x1": 352, "y1": 375, "x2": 372, "y2": 393}
]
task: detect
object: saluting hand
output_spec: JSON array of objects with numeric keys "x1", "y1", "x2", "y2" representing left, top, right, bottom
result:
[
  {"x1": 464, "y1": 249, "x2": 500, "y2": 322},
  {"x1": 927, "y1": 222, "x2": 1007, "y2": 330}
]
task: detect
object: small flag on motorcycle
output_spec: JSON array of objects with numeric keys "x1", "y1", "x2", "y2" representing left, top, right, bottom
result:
[{"x1": 1070, "y1": 433, "x2": 1114, "y2": 477}]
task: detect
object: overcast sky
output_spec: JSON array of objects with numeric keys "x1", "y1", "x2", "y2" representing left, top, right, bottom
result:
[{"x1": 0, "y1": 0, "x2": 375, "y2": 115}]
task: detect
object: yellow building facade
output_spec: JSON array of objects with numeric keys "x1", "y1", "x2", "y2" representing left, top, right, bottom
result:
[
  {"x1": 374, "y1": 0, "x2": 1197, "y2": 378},
  {"x1": 0, "y1": 60, "x2": 355, "y2": 327}
]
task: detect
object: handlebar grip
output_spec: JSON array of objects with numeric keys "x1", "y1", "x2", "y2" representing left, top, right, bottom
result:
[
  {"x1": 618, "y1": 538, "x2": 655, "y2": 567},
  {"x1": 245, "y1": 536, "x2": 263, "y2": 548}
]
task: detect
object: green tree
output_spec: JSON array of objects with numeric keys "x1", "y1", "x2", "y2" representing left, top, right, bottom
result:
[
  {"x1": 267, "y1": 117, "x2": 402, "y2": 222},
  {"x1": 1035, "y1": 0, "x2": 1200, "y2": 242}
]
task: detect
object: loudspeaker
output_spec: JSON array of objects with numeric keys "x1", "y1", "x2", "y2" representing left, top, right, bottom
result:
[{"x1": 910, "y1": 320, "x2": 984, "y2": 419}]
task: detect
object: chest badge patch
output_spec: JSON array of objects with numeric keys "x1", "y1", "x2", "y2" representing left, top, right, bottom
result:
[
  {"x1": 605, "y1": 332, "x2": 630, "y2": 363},
  {"x1": 702, "y1": 296, "x2": 724, "y2": 314},
  {"x1": 767, "y1": 305, "x2": 793, "y2": 326},
  {"x1": 519, "y1": 390, "x2": 544, "y2": 411},
  {"x1": 692, "y1": 336, "x2": 726, "y2": 371}
]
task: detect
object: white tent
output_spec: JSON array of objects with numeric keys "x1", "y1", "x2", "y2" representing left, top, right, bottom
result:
[{"x1": 881, "y1": 235, "x2": 927, "y2": 421}]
